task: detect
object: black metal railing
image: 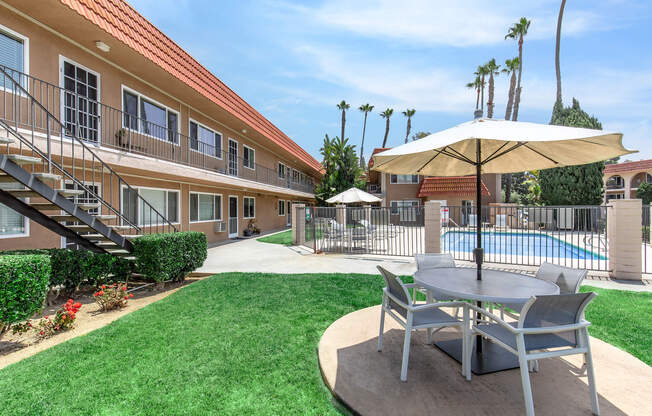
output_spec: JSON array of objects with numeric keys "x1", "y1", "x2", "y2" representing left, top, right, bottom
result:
[
  {"x1": 304, "y1": 206, "x2": 425, "y2": 256},
  {"x1": 0, "y1": 66, "x2": 176, "y2": 237},
  {"x1": 441, "y1": 205, "x2": 609, "y2": 271},
  {"x1": 0, "y1": 66, "x2": 315, "y2": 194}
]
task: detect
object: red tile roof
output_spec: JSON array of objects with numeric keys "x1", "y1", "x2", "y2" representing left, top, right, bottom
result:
[
  {"x1": 417, "y1": 176, "x2": 490, "y2": 197},
  {"x1": 368, "y1": 148, "x2": 391, "y2": 168},
  {"x1": 60, "y1": 0, "x2": 322, "y2": 174},
  {"x1": 604, "y1": 159, "x2": 652, "y2": 175}
]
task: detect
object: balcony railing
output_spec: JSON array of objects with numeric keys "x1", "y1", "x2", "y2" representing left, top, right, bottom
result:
[{"x1": 0, "y1": 66, "x2": 315, "y2": 194}]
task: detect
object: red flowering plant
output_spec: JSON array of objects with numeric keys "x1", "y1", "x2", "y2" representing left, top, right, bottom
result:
[
  {"x1": 93, "y1": 283, "x2": 133, "y2": 312},
  {"x1": 11, "y1": 320, "x2": 33, "y2": 335},
  {"x1": 36, "y1": 299, "x2": 82, "y2": 339}
]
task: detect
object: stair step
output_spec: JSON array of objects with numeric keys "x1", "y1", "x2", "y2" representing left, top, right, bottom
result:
[
  {"x1": 33, "y1": 172, "x2": 62, "y2": 182},
  {"x1": 85, "y1": 233, "x2": 142, "y2": 241},
  {"x1": 1, "y1": 189, "x2": 80, "y2": 198},
  {"x1": 0, "y1": 175, "x2": 18, "y2": 183},
  {"x1": 95, "y1": 241, "x2": 121, "y2": 247},
  {"x1": 51, "y1": 214, "x2": 119, "y2": 222},
  {"x1": 28, "y1": 202, "x2": 100, "y2": 211},
  {"x1": 6, "y1": 154, "x2": 41, "y2": 165},
  {"x1": 106, "y1": 249, "x2": 130, "y2": 255},
  {"x1": 0, "y1": 136, "x2": 15, "y2": 144},
  {"x1": 56, "y1": 189, "x2": 86, "y2": 196}
]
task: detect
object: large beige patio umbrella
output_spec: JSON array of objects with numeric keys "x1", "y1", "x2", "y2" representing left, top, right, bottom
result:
[
  {"x1": 326, "y1": 187, "x2": 382, "y2": 204},
  {"x1": 372, "y1": 117, "x2": 635, "y2": 281}
]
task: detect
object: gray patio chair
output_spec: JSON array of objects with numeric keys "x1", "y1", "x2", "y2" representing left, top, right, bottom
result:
[
  {"x1": 500, "y1": 263, "x2": 588, "y2": 318},
  {"x1": 414, "y1": 254, "x2": 462, "y2": 318},
  {"x1": 377, "y1": 266, "x2": 469, "y2": 381},
  {"x1": 465, "y1": 293, "x2": 599, "y2": 416}
]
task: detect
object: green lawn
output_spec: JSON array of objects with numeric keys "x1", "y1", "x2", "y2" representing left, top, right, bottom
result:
[
  {"x1": 256, "y1": 229, "x2": 293, "y2": 246},
  {"x1": 0, "y1": 274, "x2": 649, "y2": 415}
]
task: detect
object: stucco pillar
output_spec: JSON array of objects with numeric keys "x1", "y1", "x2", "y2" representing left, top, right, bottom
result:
[
  {"x1": 607, "y1": 199, "x2": 642, "y2": 280},
  {"x1": 424, "y1": 201, "x2": 442, "y2": 253},
  {"x1": 292, "y1": 203, "x2": 306, "y2": 246},
  {"x1": 335, "y1": 204, "x2": 347, "y2": 226}
]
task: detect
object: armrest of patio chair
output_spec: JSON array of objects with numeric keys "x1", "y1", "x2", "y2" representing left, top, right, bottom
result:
[
  {"x1": 514, "y1": 321, "x2": 591, "y2": 335},
  {"x1": 467, "y1": 303, "x2": 519, "y2": 333},
  {"x1": 411, "y1": 300, "x2": 465, "y2": 311}
]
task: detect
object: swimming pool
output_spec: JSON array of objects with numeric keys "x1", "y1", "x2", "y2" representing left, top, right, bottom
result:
[{"x1": 441, "y1": 231, "x2": 607, "y2": 260}]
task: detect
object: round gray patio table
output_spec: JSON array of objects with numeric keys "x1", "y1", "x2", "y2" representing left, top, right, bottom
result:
[{"x1": 414, "y1": 267, "x2": 559, "y2": 375}]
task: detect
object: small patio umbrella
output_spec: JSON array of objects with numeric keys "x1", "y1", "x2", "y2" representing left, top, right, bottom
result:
[
  {"x1": 372, "y1": 118, "x2": 635, "y2": 280},
  {"x1": 325, "y1": 187, "x2": 382, "y2": 204}
]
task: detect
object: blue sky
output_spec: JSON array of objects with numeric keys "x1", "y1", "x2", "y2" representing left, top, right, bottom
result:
[{"x1": 128, "y1": 0, "x2": 652, "y2": 163}]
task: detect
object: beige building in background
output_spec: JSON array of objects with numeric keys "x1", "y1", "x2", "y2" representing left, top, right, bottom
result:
[{"x1": 603, "y1": 159, "x2": 652, "y2": 203}]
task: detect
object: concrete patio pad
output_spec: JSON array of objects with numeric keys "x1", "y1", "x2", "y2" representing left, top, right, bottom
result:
[{"x1": 319, "y1": 305, "x2": 652, "y2": 416}]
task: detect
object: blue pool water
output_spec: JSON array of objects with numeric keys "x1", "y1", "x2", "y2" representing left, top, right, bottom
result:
[{"x1": 442, "y1": 231, "x2": 607, "y2": 260}]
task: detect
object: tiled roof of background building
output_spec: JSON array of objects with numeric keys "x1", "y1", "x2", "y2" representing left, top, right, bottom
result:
[
  {"x1": 604, "y1": 159, "x2": 652, "y2": 174},
  {"x1": 417, "y1": 176, "x2": 490, "y2": 197},
  {"x1": 60, "y1": 0, "x2": 322, "y2": 174}
]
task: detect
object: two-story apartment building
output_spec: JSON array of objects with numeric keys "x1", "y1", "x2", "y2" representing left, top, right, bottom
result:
[
  {"x1": 603, "y1": 159, "x2": 652, "y2": 203},
  {"x1": 0, "y1": 0, "x2": 321, "y2": 251}
]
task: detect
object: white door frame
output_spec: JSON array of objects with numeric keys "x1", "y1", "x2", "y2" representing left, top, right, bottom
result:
[
  {"x1": 228, "y1": 138, "x2": 238, "y2": 176},
  {"x1": 228, "y1": 195, "x2": 238, "y2": 238}
]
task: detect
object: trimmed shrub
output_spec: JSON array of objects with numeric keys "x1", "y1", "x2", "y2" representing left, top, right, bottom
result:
[
  {"x1": 0, "y1": 255, "x2": 50, "y2": 328},
  {"x1": 1, "y1": 249, "x2": 131, "y2": 292},
  {"x1": 132, "y1": 232, "x2": 207, "y2": 282}
]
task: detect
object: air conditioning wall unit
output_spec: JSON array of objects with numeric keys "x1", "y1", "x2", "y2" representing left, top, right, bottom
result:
[{"x1": 214, "y1": 221, "x2": 226, "y2": 233}]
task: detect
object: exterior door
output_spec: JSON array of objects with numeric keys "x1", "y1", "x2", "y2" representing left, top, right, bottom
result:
[
  {"x1": 228, "y1": 196, "x2": 238, "y2": 238},
  {"x1": 61, "y1": 59, "x2": 100, "y2": 144},
  {"x1": 228, "y1": 139, "x2": 238, "y2": 176},
  {"x1": 286, "y1": 201, "x2": 291, "y2": 227}
]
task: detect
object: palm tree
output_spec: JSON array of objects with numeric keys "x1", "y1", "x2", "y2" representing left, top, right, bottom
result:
[
  {"x1": 474, "y1": 65, "x2": 489, "y2": 115},
  {"x1": 466, "y1": 76, "x2": 482, "y2": 111},
  {"x1": 380, "y1": 108, "x2": 394, "y2": 148},
  {"x1": 402, "y1": 109, "x2": 416, "y2": 143},
  {"x1": 555, "y1": 0, "x2": 566, "y2": 104},
  {"x1": 502, "y1": 57, "x2": 519, "y2": 120},
  {"x1": 505, "y1": 17, "x2": 531, "y2": 121},
  {"x1": 358, "y1": 103, "x2": 374, "y2": 167},
  {"x1": 502, "y1": 57, "x2": 520, "y2": 202},
  {"x1": 336, "y1": 100, "x2": 350, "y2": 140},
  {"x1": 484, "y1": 59, "x2": 501, "y2": 118}
]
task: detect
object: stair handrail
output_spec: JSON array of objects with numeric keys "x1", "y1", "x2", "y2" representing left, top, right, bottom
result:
[{"x1": 0, "y1": 66, "x2": 177, "y2": 234}]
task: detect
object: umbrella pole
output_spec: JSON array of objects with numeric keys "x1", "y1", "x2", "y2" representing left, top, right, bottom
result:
[{"x1": 475, "y1": 139, "x2": 484, "y2": 354}]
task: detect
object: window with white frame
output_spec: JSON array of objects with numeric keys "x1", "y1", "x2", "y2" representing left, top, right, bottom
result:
[
  {"x1": 390, "y1": 174, "x2": 419, "y2": 184},
  {"x1": 243, "y1": 196, "x2": 255, "y2": 219},
  {"x1": 190, "y1": 192, "x2": 222, "y2": 222},
  {"x1": 122, "y1": 87, "x2": 178, "y2": 143},
  {"x1": 243, "y1": 145, "x2": 255, "y2": 169},
  {"x1": 122, "y1": 186, "x2": 179, "y2": 226},
  {"x1": 390, "y1": 200, "x2": 419, "y2": 214},
  {"x1": 278, "y1": 199, "x2": 285, "y2": 216},
  {"x1": 0, "y1": 182, "x2": 27, "y2": 237},
  {"x1": 189, "y1": 120, "x2": 222, "y2": 158},
  {"x1": 0, "y1": 26, "x2": 28, "y2": 89},
  {"x1": 278, "y1": 163, "x2": 286, "y2": 179}
]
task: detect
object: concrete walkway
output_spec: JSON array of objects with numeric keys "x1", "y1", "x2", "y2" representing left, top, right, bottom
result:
[{"x1": 198, "y1": 234, "x2": 651, "y2": 292}]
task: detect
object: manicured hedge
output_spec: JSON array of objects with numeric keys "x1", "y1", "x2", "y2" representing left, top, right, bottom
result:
[
  {"x1": 0, "y1": 254, "x2": 50, "y2": 327},
  {"x1": 1, "y1": 249, "x2": 131, "y2": 292},
  {"x1": 132, "y1": 232, "x2": 207, "y2": 282}
]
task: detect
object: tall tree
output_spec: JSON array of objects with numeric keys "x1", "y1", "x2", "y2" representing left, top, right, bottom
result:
[
  {"x1": 540, "y1": 99, "x2": 605, "y2": 205},
  {"x1": 466, "y1": 76, "x2": 482, "y2": 111},
  {"x1": 502, "y1": 57, "x2": 520, "y2": 202},
  {"x1": 358, "y1": 103, "x2": 374, "y2": 168},
  {"x1": 502, "y1": 57, "x2": 519, "y2": 120},
  {"x1": 484, "y1": 59, "x2": 501, "y2": 118},
  {"x1": 314, "y1": 134, "x2": 364, "y2": 204},
  {"x1": 505, "y1": 17, "x2": 531, "y2": 121},
  {"x1": 380, "y1": 108, "x2": 394, "y2": 148},
  {"x1": 336, "y1": 100, "x2": 350, "y2": 141},
  {"x1": 474, "y1": 65, "x2": 489, "y2": 115},
  {"x1": 402, "y1": 109, "x2": 416, "y2": 143},
  {"x1": 555, "y1": 0, "x2": 567, "y2": 104}
]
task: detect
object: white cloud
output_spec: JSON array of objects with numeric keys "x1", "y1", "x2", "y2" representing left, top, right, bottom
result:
[{"x1": 282, "y1": 0, "x2": 604, "y2": 47}]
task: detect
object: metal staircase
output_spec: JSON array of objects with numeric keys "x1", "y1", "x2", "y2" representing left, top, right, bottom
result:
[{"x1": 0, "y1": 66, "x2": 177, "y2": 257}]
